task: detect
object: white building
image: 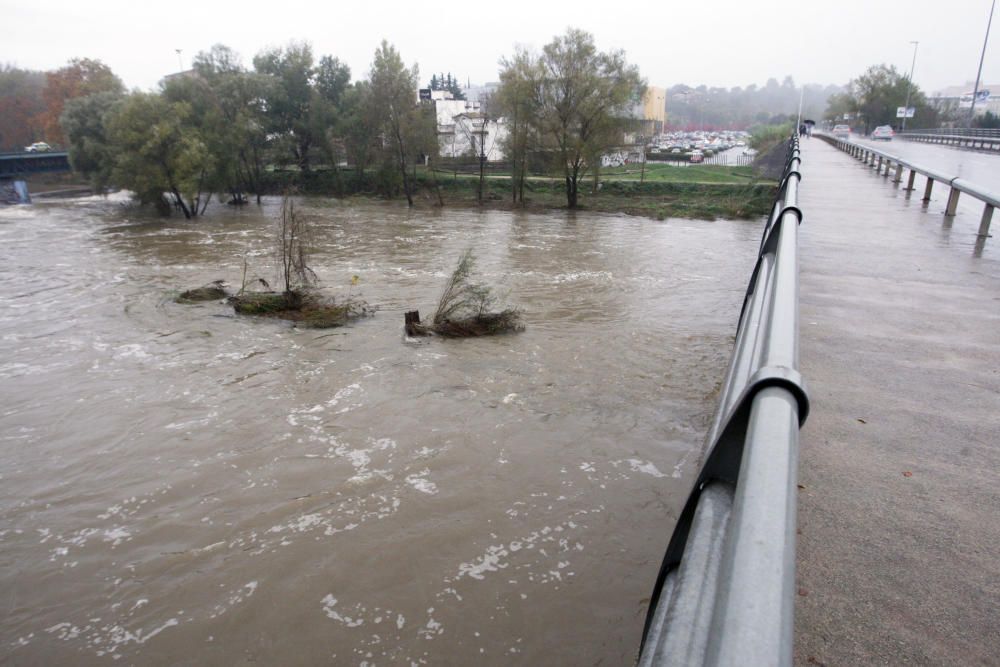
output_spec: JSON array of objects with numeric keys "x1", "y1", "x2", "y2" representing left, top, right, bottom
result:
[{"x1": 433, "y1": 93, "x2": 508, "y2": 161}]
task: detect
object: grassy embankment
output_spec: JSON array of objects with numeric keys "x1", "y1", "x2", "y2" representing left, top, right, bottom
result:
[{"x1": 265, "y1": 163, "x2": 776, "y2": 221}]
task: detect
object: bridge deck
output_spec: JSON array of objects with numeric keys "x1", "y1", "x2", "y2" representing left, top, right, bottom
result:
[{"x1": 794, "y1": 140, "x2": 1000, "y2": 665}]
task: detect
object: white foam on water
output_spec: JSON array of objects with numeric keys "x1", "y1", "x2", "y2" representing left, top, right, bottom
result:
[
  {"x1": 625, "y1": 458, "x2": 667, "y2": 478},
  {"x1": 406, "y1": 472, "x2": 438, "y2": 495},
  {"x1": 321, "y1": 595, "x2": 364, "y2": 628},
  {"x1": 103, "y1": 527, "x2": 132, "y2": 546}
]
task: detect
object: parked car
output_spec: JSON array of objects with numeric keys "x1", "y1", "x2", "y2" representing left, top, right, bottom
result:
[
  {"x1": 689, "y1": 151, "x2": 704, "y2": 163},
  {"x1": 871, "y1": 125, "x2": 894, "y2": 141},
  {"x1": 24, "y1": 142, "x2": 52, "y2": 153},
  {"x1": 832, "y1": 124, "x2": 850, "y2": 139}
]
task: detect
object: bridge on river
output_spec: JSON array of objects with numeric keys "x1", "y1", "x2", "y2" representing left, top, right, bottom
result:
[
  {"x1": 0, "y1": 151, "x2": 72, "y2": 178},
  {"x1": 0, "y1": 151, "x2": 72, "y2": 204},
  {"x1": 794, "y1": 139, "x2": 998, "y2": 665},
  {"x1": 640, "y1": 135, "x2": 998, "y2": 667}
]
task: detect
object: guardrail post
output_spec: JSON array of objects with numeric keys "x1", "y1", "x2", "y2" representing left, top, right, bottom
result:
[
  {"x1": 945, "y1": 187, "x2": 961, "y2": 216},
  {"x1": 978, "y1": 204, "x2": 994, "y2": 238},
  {"x1": 905, "y1": 170, "x2": 916, "y2": 191},
  {"x1": 893, "y1": 164, "x2": 903, "y2": 184},
  {"x1": 883, "y1": 159, "x2": 892, "y2": 177},
  {"x1": 923, "y1": 178, "x2": 934, "y2": 202}
]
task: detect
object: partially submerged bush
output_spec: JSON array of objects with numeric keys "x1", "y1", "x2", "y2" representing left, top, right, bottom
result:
[
  {"x1": 229, "y1": 290, "x2": 372, "y2": 329},
  {"x1": 229, "y1": 291, "x2": 302, "y2": 315},
  {"x1": 176, "y1": 281, "x2": 228, "y2": 303},
  {"x1": 406, "y1": 250, "x2": 522, "y2": 337}
]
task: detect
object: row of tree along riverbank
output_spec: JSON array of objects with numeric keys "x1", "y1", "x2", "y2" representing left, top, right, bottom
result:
[
  {"x1": 255, "y1": 167, "x2": 774, "y2": 221},
  {"x1": 54, "y1": 28, "x2": 778, "y2": 221}
]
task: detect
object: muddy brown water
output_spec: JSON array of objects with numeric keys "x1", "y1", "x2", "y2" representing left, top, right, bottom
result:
[{"x1": 0, "y1": 195, "x2": 761, "y2": 665}]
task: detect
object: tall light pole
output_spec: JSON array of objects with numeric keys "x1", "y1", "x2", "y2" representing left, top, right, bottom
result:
[
  {"x1": 969, "y1": 0, "x2": 996, "y2": 126},
  {"x1": 901, "y1": 41, "x2": 919, "y2": 132},
  {"x1": 175, "y1": 49, "x2": 184, "y2": 73}
]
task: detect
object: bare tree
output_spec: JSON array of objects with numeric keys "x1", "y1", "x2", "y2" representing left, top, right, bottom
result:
[{"x1": 275, "y1": 191, "x2": 316, "y2": 295}]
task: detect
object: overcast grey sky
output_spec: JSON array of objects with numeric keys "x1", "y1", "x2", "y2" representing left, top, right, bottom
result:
[{"x1": 3, "y1": 0, "x2": 997, "y2": 95}]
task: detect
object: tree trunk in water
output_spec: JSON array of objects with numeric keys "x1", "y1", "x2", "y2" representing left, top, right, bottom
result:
[
  {"x1": 565, "y1": 175, "x2": 578, "y2": 209},
  {"x1": 428, "y1": 161, "x2": 444, "y2": 207},
  {"x1": 298, "y1": 140, "x2": 311, "y2": 172},
  {"x1": 399, "y1": 158, "x2": 413, "y2": 207},
  {"x1": 478, "y1": 154, "x2": 486, "y2": 204},
  {"x1": 511, "y1": 156, "x2": 518, "y2": 203},
  {"x1": 404, "y1": 310, "x2": 426, "y2": 336},
  {"x1": 168, "y1": 184, "x2": 192, "y2": 219}
]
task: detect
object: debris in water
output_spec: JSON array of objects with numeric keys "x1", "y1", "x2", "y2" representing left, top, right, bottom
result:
[{"x1": 405, "y1": 250, "x2": 522, "y2": 338}]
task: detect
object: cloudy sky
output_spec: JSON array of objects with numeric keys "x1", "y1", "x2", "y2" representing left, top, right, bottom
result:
[{"x1": 3, "y1": 0, "x2": 997, "y2": 95}]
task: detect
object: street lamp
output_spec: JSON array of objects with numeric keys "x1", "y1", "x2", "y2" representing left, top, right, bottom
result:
[
  {"x1": 901, "y1": 41, "x2": 919, "y2": 132},
  {"x1": 969, "y1": 0, "x2": 997, "y2": 126}
]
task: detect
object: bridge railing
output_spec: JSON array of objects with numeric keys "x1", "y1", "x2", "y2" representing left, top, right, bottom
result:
[
  {"x1": 899, "y1": 127, "x2": 1000, "y2": 138},
  {"x1": 639, "y1": 136, "x2": 809, "y2": 667},
  {"x1": 895, "y1": 127, "x2": 1000, "y2": 151},
  {"x1": 818, "y1": 134, "x2": 997, "y2": 243}
]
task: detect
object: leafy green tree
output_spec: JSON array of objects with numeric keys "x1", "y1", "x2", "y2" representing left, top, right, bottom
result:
[
  {"x1": 534, "y1": 28, "x2": 645, "y2": 208},
  {"x1": 825, "y1": 64, "x2": 938, "y2": 133},
  {"x1": 974, "y1": 110, "x2": 1000, "y2": 129},
  {"x1": 368, "y1": 41, "x2": 421, "y2": 206},
  {"x1": 61, "y1": 91, "x2": 122, "y2": 192},
  {"x1": 108, "y1": 92, "x2": 214, "y2": 218},
  {"x1": 339, "y1": 81, "x2": 379, "y2": 178},
  {"x1": 430, "y1": 72, "x2": 466, "y2": 100},
  {"x1": 190, "y1": 44, "x2": 271, "y2": 203},
  {"x1": 254, "y1": 42, "x2": 316, "y2": 170},
  {"x1": 311, "y1": 56, "x2": 352, "y2": 170}
]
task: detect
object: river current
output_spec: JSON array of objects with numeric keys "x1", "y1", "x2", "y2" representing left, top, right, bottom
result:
[{"x1": 0, "y1": 195, "x2": 761, "y2": 665}]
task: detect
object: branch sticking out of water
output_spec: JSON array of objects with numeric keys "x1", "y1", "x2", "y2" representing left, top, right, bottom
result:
[{"x1": 406, "y1": 250, "x2": 523, "y2": 337}]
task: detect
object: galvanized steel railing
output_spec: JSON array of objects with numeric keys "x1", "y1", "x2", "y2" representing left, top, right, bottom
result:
[
  {"x1": 897, "y1": 127, "x2": 1000, "y2": 151},
  {"x1": 638, "y1": 136, "x2": 809, "y2": 667},
  {"x1": 818, "y1": 134, "x2": 997, "y2": 243}
]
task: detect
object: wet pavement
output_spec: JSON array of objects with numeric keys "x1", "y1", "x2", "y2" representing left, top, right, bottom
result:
[
  {"x1": 794, "y1": 140, "x2": 1000, "y2": 665},
  {"x1": 847, "y1": 133, "x2": 1000, "y2": 189}
]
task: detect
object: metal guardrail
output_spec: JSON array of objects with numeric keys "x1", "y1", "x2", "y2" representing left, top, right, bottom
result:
[
  {"x1": 638, "y1": 136, "x2": 809, "y2": 667},
  {"x1": 818, "y1": 134, "x2": 997, "y2": 243},
  {"x1": 900, "y1": 127, "x2": 1000, "y2": 138},
  {"x1": 896, "y1": 128, "x2": 1000, "y2": 151}
]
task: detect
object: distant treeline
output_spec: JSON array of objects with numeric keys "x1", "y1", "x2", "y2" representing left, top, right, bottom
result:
[
  {"x1": 664, "y1": 77, "x2": 842, "y2": 130},
  {"x1": 1, "y1": 29, "x2": 653, "y2": 216}
]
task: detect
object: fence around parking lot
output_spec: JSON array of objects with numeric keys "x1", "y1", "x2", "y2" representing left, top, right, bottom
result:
[
  {"x1": 817, "y1": 133, "x2": 998, "y2": 243},
  {"x1": 638, "y1": 135, "x2": 809, "y2": 667}
]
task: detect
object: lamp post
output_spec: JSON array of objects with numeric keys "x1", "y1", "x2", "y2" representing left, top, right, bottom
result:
[
  {"x1": 901, "y1": 41, "x2": 919, "y2": 132},
  {"x1": 969, "y1": 0, "x2": 997, "y2": 126}
]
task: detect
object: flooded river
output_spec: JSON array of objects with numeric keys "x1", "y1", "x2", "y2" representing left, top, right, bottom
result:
[{"x1": 0, "y1": 196, "x2": 761, "y2": 665}]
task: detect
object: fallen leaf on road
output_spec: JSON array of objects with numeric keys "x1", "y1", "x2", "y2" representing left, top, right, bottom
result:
[
  {"x1": 797, "y1": 588, "x2": 808, "y2": 597},
  {"x1": 797, "y1": 484, "x2": 806, "y2": 490},
  {"x1": 857, "y1": 418, "x2": 867, "y2": 424},
  {"x1": 902, "y1": 471, "x2": 913, "y2": 478}
]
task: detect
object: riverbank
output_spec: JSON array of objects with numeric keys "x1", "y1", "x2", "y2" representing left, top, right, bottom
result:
[{"x1": 261, "y1": 165, "x2": 776, "y2": 221}]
